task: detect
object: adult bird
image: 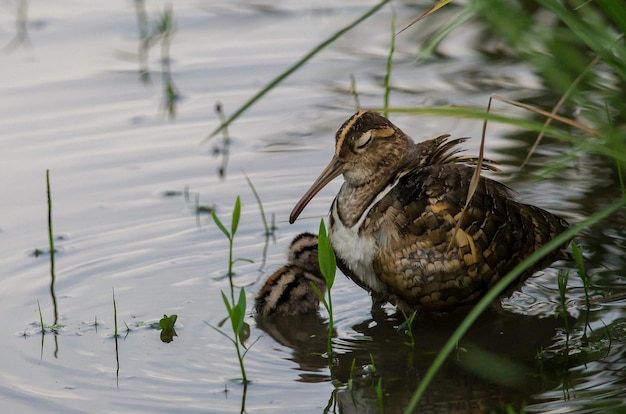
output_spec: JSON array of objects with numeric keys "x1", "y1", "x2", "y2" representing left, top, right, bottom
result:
[{"x1": 289, "y1": 110, "x2": 569, "y2": 312}]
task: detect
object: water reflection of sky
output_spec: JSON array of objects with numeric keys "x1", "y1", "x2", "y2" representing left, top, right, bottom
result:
[{"x1": 1, "y1": 1, "x2": 625, "y2": 413}]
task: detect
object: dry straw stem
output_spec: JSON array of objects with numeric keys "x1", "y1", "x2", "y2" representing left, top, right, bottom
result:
[
  {"x1": 396, "y1": 0, "x2": 451, "y2": 35},
  {"x1": 521, "y1": 33, "x2": 624, "y2": 169},
  {"x1": 445, "y1": 95, "x2": 490, "y2": 254},
  {"x1": 490, "y1": 94, "x2": 598, "y2": 136},
  {"x1": 444, "y1": 90, "x2": 598, "y2": 253},
  {"x1": 520, "y1": 55, "x2": 601, "y2": 169}
]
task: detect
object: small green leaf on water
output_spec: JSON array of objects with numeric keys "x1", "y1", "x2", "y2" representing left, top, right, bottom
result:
[{"x1": 159, "y1": 314, "x2": 178, "y2": 330}]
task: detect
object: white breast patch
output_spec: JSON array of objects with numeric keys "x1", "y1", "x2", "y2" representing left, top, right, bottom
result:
[{"x1": 329, "y1": 177, "x2": 403, "y2": 293}]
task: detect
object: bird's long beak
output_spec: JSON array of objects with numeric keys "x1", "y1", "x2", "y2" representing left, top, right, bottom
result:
[{"x1": 289, "y1": 155, "x2": 344, "y2": 224}]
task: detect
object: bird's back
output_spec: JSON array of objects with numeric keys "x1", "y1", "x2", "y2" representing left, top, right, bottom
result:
[{"x1": 362, "y1": 138, "x2": 569, "y2": 311}]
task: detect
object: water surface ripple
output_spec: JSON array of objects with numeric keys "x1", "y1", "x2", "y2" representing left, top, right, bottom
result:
[{"x1": 1, "y1": 1, "x2": 625, "y2": 413}]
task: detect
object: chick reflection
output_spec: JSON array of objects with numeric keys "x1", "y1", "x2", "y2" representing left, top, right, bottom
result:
[
  {"x1": 255, "y1": 233, "x2": 331, "y2": 379},
  {"x1": 255, "y1": 313, "x2": 331, "y2": 380}
]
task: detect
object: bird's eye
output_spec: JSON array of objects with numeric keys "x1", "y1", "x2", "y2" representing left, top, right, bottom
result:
[{"x1": 355, "y1": 131, "x2": 372, "y2": 151}]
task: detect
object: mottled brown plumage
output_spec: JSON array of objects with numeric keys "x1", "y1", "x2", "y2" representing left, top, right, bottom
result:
[
  {"x1": 289, "y1": 110, "x2": 569, "y2": 312},
  {"x1": 254, "y1": 232, "x2": 326, "y2": 317}
]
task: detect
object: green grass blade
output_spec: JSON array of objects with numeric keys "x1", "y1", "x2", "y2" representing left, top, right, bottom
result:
[
  {"x1": 207, "y1": 322, "x2": 236, "y2": 345},
  {"x1": 318, "y1": 219, "x2": 336, "y2": 289},
  {"x1": 236, "y1": 288, "x2": 249, "y2": 344},
  {"x1": 536, "y1": 0, "x2": 626, "y2": 80},
  {"x1": 204, "y1": 0, "x2": 391, "y2": 140},
  {"x1": 597, "y1": 0, "x2": 626, "y2": 36},
  {"x1": 211, "y1": 209, "x2": 231, "y2": 240},
  {"x1": 403, "y1": 196, "x2": 626, "y2": 413},
  {"x1": 310, "y1": 281, "x2": 329, "y2": 311},
  {"x1": 230, "y1": 290, "x2": 245, "y2": 335},
  {"x1": 243, "y1": 172, "x2": 271, "y2": 235},
  {"x1": 382, "y1": 106, "x2": 626, "y2": 164},
  {"x1": 221, "y1": 291, "x2": 233, "y2": 314},
  {"x1": 46, "y1": 170, "x2": 55, "y2": 271},
  {"x1": 46, "y1": 169, "x2": 59, "y2": 325},
  {"x1": 616, "y1": 158, "x2": 626, "y2": 197},
  {"x1": 237, "y1": 287, "x2": 247, "y2": 315},
  {"x1": 231, "y1": 196, "x2": 241, "y2": 236},
  {"x1": 417, "y1": 6, "x2": 475, "y2": 61},
  {"x1": 37, "y1": 300, "x2": 45, "y2": 335},
  {"x1": 112, "y1": 288, "x2": 119, "y2": 338},
  {"x1": 570, "y1": 242, "x2": 585, "y2": 277}
]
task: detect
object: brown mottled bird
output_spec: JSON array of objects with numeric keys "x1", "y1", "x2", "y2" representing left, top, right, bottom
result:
[
  {"x1": 289, "y1": 110, "x2": 569, "y2": 312},
  {"x1": 255, "y1": 232, "x2": 326, "y2": 317}
]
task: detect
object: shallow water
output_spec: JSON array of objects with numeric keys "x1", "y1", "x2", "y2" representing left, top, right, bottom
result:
[{"x1": 1, "y1": 1, "x2": 625, "y2": 413}]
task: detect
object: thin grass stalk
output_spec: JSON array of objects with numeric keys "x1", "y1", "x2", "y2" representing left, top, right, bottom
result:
[
  {"x1": 232, "y1": 291, "x2": 248, "y2": 384},
  {"x1": 401, "y1": 310, "x2": 417, "y2": 348},
  {"x1": 37, "y1": 300, "x2": 45, "y2": 335},
  {"x1": 570, "y1": 243, "x2": 589, "y2": 310},
  {"x1": 240, "y1": 381, "x2": 248, "y2": 414},
  {"x1": 228, "y1": 235, "x2": 234, "y2": 303},
  {"x1": 384, "y1": 103, "x2": 597, "y2": 135},
  {"x1": 520, "y1": 54, "x2": 601, "y2": 169},
  {"x1": 113, "y1": 288, "x2": 119, "y2": 338},
  {"x1": 215, "y1": 102, "x2": 230, "y2": 177},
  {"x1": 617, "y1": 160, "x2": 626, "y2": 198},
  {"x1": 446, "y1": 96, "x2": 490, "y2": 253},
  {"x1": 403, "y1": 196, "x2": 626, "y2": 413},
  {"x1": 604, "y1": 102, "x2": 626, "y2": 198},
  {"x1": 382, "y1": 9, "x2": 395, "y2": 117},
  {"x1": 397, "y1": 0, "x2": 452, "y2": 35},
  {"x1": 350, "y1": 73, "x2": 360, "y2": 110},
  {"x1": 218, "y1": 289, "x2": 249, "y2": 384},
  {"x1": 46, "y1": 170, "x2": 55, "y2": 278},
  {"x1": 325, "y1": 291, "x2": 333, "y2": 362},
  {"x1": 323, "y1": 387, "x2": 338, "y2": 414},
  {"x1": 314, "y1": 219, "x2": 336, "y2": 365},
  {"x1": 134, "y1": 0, "x2": 150, "y2": 81},
  {"x1": 375, "y1": 376, "x2": 384, "y2": 413},
  {"x1": 556, "y1": 270, "x2": 571, "y2": 335},
  {"x1": 243, "y1": 172, "x2": 272, "y2": 236},
  {"x1": 234, "y1": 332, "x2": 246, "y2": 384},
  {"x1": 229, "y1": 197, "x2": 242, "y2": 302},
  {"x1": 205, "y1": 0, "x2": 391, "y2": 140},
  {"x1": 210, "y1": 198, "x2": 239, "y2": 304},
  {"x1": 46, "y1": 170, "x2": 59, "y2": 324},
  {"x1": 3, "y1": 0, "x2": 31, "y2": 53},
  {"x1": 490, "y1": 94, "x2": 597, "y2": 135},
  {"x1": 415, "y1": 6, "x2": 474, "y2": 61},
  {"x1": 571, "y1": 241, "x2": 591, "y2": 338},
  {"x1": 348, "y1": 357, "x2": 357, "y2": 391}
]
